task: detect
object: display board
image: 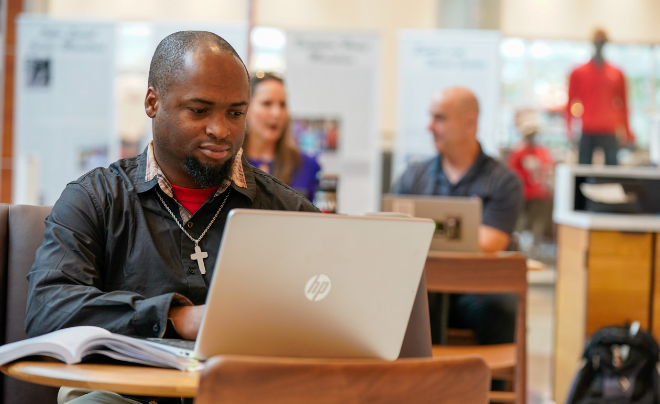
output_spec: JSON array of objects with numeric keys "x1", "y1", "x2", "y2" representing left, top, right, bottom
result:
[
  {"x1": 394, "y1": 29, "x2": 501, "y2": 178},
  {"x1": 13, "y1": 16, "x2": 117, "y2": 205},
  {"x1": 286, "y1": 31, "x2": 381, "y2": 214},
  {"x1": 13, "y1": 19, "x2": 249, "y2": 205}
]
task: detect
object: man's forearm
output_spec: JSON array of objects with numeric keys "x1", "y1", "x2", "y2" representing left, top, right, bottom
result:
[{"x1": 26, "y1": 269, "x2": 186, "y2": 338}]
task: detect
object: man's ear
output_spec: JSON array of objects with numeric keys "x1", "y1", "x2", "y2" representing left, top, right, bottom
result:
[
  {"x1": 467, "y1": 111, "x2": 479, "y2": 130},
  {"x1": 145, "y1": 87, "x2": 160, "y2": 118}
]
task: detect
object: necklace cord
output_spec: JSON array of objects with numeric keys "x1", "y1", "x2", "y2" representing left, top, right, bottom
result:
[{"x1": 156, "y1": 188, "x2": 232, "y2": 245}]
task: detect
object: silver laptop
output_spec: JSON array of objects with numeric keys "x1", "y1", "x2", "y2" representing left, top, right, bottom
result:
[
  {"x1": 382, "y1": 195, "x2": 481, "y2": 253},
  {"x1": 193, "y1": 209, "x2": 435, "y2": 361}
]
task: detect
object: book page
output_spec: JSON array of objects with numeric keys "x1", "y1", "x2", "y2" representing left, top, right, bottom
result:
[
  {"x1": 0, "y1": 326, "x2": 200, "y2": 371},
  {"x1": 0, "y1": 326, "x2": 110, "y2": 366}
]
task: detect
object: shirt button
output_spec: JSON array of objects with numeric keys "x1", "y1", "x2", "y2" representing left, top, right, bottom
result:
[
  {"x1": 187, "y1": 222, "x2": 193, "y2": 228},
  {"x1": 188, "y1": 268, "x2": 195, "y2": 274},
  {"x1": 153, "y1": 323, "x2": 159, "y2": 332}
]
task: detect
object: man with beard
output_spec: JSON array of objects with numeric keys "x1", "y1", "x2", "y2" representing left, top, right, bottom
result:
[{"x1": 25, "y1": 31, "x2": 317, "y2": 403}]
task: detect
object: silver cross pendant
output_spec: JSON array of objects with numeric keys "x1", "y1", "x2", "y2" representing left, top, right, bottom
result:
[{"x1": 190, "y1": 243, "x2": 209, "y2": 274}]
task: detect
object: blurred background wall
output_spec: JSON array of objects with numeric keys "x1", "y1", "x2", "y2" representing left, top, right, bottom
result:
[{"x1": 3, "y1": 0, "x2": 660, "y2": 204}]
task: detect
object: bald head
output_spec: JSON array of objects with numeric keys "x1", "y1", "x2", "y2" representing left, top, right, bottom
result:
[
  {"x1": 432, "y1": 87, "x2": 480, "y2": 117},
  {"x1": 148, "y1": 31, "x2": 249, "y2": 97},
  {"x1": 428, "y1": 87, "x2": 480, "y2": 155}
]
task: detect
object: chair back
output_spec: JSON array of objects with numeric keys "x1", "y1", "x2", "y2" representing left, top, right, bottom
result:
[
  {"x1": 195, "y1": 354, "x2": 490, "y2": 404},
  {"x1": 424, "y1": 252, "x2": 528, "y2": 295},
  {"x1": 1, "y1": 204, "x2": 57, "y2": 404}
]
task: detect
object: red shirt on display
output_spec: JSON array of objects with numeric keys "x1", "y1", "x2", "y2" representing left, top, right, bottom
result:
[
  {"x1": 566, "y1": 60, "x2": 633, "y2": 142},
  {"x1": 507, "y1": 145, "x2": 553, "y2": 201},
  {"x1": 170, "y1": 184, "x2": 218, "y2": 215}
]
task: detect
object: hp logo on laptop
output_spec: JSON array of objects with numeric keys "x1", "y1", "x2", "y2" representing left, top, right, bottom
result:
[{"x1": 305, "y1": 274, "x2": 332, "y2": 301}]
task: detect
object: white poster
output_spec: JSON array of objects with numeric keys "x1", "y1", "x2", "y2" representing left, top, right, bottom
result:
[
  {"x1": 286, "y1": 32, "x2": 381, "y2": 214},
  {"x1": 14, "y1": 16, "x2": 117, "y2": 205},
  {"x1": 394, "y1": 29, "x2": 501, "y2": 177}
]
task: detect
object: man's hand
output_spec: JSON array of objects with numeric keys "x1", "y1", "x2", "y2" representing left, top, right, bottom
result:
[
  {"x1": 168, "y1": 305, "x2": 206, "y2": 340},
  {"x1": 478, "y1": 225, "x2": 511, "y2": 253}
]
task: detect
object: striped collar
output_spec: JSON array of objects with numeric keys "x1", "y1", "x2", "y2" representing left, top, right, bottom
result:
[{"x1": 145, "y1": 141, "x2": 246, "y2": 222}]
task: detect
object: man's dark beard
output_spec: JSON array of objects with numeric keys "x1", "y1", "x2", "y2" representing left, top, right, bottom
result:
[{"x1": 183, "y1": 155, "x2": 234, "y2": 188}]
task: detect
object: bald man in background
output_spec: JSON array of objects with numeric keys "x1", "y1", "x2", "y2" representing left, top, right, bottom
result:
[{"x1": 391, "y1": 87, "x2": 523, "y2": 345}]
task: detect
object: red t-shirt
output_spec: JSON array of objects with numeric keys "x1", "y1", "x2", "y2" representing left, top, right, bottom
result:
[
  {"x1": 507, "y1": 145, "x2": 553, "y2": 201},
  {"x1": 170, "y1": 184, "x2": 217, "y2": 215},
  {"x1": 566, "y1": 60, "x2": 633, "y2": 142}
]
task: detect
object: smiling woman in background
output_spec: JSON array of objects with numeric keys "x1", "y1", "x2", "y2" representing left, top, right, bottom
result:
[{"x1": 244, "y1": 73, "x2": 321, "y2": 200}]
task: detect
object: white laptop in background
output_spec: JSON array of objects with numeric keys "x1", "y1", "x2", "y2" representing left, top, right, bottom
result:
[
  {"x1": 193, "y1": 209, "x2": 435, "y2": 361},
  {"x1": 382, "y1": 194, "x2": 482, "y2": 253}
]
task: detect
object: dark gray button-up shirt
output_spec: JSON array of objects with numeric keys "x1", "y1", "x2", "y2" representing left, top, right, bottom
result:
[
  {"x1": 391, "y1": 148, "x2": 523, "y2": 235},
  {"x1": 25, "y1": 149, "x2": 319, "y2": 339}
]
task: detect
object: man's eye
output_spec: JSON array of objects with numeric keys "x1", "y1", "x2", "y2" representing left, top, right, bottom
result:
[
  {"x1": 230, "y1": 111, "x2": 245, "y2": 117},
  {"x1": 190, "y1": 108, "x2": 206, "y2": 114}
]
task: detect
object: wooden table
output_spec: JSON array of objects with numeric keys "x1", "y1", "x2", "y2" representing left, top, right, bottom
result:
[
  {"x1": 1, "y1": 361, "x2": 200, "y2": 397},
  {"x1": 2, "y1": 251, "x2": 531, "y2": 401},
  {"x1": 425, "y1": 251, "x2": 528, "y2": 404}
]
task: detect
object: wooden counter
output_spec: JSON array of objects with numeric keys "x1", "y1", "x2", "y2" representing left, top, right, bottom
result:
[{"x1": 553, "y1": 224, "x2": 657, "y2": 402}]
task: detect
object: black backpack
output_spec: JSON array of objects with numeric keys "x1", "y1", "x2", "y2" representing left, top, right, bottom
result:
[{"x1": 566, "y1": 323, "x2": 660, "y2": 404}]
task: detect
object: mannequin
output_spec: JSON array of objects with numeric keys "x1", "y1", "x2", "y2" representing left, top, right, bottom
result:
[{"x1": 566, "y1": 29, "x2": 633, "y2": 165}]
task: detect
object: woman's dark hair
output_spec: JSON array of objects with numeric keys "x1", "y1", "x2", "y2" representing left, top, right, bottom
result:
[{"x1": 245, "y1": 73, "x2": 301, "y2": 185}]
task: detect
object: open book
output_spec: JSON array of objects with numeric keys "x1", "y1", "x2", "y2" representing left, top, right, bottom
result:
[{"x1": 0, "y1": 326, "x2": 202, "y2": 372}]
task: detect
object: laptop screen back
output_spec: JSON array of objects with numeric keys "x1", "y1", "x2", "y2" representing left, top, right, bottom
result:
[
  {"x1": 382, "y1": 195, "x2": 481, "y2": 252},
  {"x1": 194, "y1": 209, "x2": 435, "y2": 361}
]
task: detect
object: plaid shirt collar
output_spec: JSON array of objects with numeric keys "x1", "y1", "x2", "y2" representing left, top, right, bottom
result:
[{"x1": 145, "y1": 141, "x2": 247, "y2": 222}]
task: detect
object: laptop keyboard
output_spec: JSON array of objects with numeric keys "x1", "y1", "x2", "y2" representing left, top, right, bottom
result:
[{"x1": 146, "y1": 338, "x2": 195, "y2": 350}]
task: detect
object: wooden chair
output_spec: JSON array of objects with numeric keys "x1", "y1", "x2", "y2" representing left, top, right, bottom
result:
[
  {"x1": 0, "y1": 204, "x2": 59, "y2": 404},
  {"x1": 195, "y1": 354, "x2": 491, "y2": 404},
  {"x1": 424, "y1": 251, "x2": 528, "y2": 404}
]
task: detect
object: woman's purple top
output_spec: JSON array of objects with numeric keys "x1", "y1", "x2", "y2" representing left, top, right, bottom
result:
[{"x1": 247, "y1": 153, "x2": 321, "y2": 200}]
